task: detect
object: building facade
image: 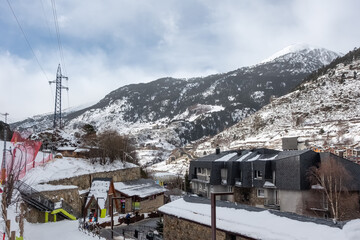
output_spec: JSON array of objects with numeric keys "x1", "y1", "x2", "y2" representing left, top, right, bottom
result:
[{"x1": 189, "y1": 148, "x2": 360, "y2": 220}]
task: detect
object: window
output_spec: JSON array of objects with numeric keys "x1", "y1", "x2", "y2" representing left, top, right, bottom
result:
[
  {"x1": 228, "y1": 186, "x2": 233, "y2": 192},
  {"x1": 257, "y1": 189, "x2": 265, "y2": 198},
  {"x1": 254, "y1": 170, "x2": 262, "y2": 179},
  {"x1": 198, "y1": 168, "x2": 202, "y2": 174}
]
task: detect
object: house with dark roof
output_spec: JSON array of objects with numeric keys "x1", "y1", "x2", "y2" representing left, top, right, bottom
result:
[{"x1": 189, "y1": 148, "x2": 360, "y2": 220}]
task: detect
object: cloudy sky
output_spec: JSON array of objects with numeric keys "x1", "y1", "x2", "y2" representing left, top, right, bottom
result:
[{"x1": 0, "y1": 0, "x2": 359, "y2": 122}]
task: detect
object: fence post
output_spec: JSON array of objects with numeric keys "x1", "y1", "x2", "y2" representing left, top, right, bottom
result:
[{"x1": 10, "y1": 231, "x2": 15, "y2": 240}]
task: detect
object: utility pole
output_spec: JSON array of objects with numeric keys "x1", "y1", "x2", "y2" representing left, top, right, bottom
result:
[
  {"x1": 49, "y1": 64, "x2": 68, "y2": 129},
  {"x1": 1, "y1": 112, "x2": 9, "y2": 182}
]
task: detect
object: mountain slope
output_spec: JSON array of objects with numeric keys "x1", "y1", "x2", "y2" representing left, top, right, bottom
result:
[
  {"x1": 12, "y1": 44, "x2": 341, "y2": 163},
  {"x1": 193, "y1": 47, "x2": 360, "y2": 155}
]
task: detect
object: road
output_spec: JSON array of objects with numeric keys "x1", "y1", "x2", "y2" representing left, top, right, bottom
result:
[{"x1": 100, "y1": 217, "x2": 160, "y2": 240}]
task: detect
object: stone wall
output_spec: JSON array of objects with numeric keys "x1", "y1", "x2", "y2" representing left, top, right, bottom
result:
[
  {"x1": 24, "y1": 187, "x2": 82, "y2": 223},
  {"x1": 23, "y1": 166, "x2": 140, "y2": 223},
  {"x1": 163, "y1": 214, "x2": 252, "y2": 240},
  {"x1": 234, "y1": 187, "x2": 264, "y2": 207},
  {"x1": 138, "y1": 194, "x2": 164, "y2": 213},
  {"x1": 46, "y1": 167, "x2": 141, "y2": 189}
]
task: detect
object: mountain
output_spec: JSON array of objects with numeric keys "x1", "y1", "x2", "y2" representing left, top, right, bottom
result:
[
  {"x1": 192, "y1": 47, "x2": 360, "y2": 155},
  {"x1": 12, "y1": 44, "x2": 341, "y2": 163}
]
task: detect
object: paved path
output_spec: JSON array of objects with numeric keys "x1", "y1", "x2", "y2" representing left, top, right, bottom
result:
[{"x1": 100, "y1": 217, "x2": 160, "y2": 239}]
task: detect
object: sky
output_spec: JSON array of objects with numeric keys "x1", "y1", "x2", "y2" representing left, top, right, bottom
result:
[{"x1": 0, "y1": 0, "x2": 359, "y2": 122}]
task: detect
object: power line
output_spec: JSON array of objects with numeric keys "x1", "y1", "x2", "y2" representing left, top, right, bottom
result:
[
  {"x1": 40, "y1": 0, "x2": 53, "y2": 38},
  {"x1": 51, "y1": 0, "x2": 67, "y2": 76},
  {"x1": 6, "y1": 0, "x2": 49, "y2": 81}
]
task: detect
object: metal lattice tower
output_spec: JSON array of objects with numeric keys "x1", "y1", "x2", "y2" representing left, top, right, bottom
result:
[{"x1": 49, "y1": 64, "x2": 68, "y2": 129}]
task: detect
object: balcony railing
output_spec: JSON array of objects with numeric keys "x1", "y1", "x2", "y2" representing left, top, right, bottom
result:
[
  {"x1": 264, "y1": 198, "x2": 280, "y2": 210},
  {"x1": 304, "y1": 200, "x2": 328, "y2": 211}
]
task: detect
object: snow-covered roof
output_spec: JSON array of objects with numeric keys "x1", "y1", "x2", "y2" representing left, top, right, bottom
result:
[
  {"x1": 33, "y1": 184, "x2": 78, "y2": 192},
  {"x1": 113, "y1": 178, "x2": 166, "y2": 198},
  {"x1": 86, "y1": 180, "x2": 111, "y2": 209},
  {"x1": 74, "y1": 148, "x2": 90, "y2": 153},
  {"x1": 159, "y1": 196, "x2": 359, "y2": 240},
  {"x1": 57, "y1": 146, "x2": 76, "y2": 151},
  {"x1": 214, "y1": 152, "x2": 238, "y2": 162}
]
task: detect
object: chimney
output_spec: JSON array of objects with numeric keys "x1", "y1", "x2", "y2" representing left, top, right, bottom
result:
[
  {"x1": 338, "y1": 150, "x2": 344, "y2": 158},
  {"x1": 216, "y1": 145, "x2": 220, "y2": 155}
]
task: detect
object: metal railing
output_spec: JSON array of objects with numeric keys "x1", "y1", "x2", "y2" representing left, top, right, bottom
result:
[
  {"x1": 16, "y1": 180, "x2": 80, "y2": 219},
  {"x1": 15, "y1": 181, "x2": 55, "y2": 211}
]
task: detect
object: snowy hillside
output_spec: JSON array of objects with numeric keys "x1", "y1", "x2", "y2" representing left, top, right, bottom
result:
[{"x1": 194, "y1": 48, "x2": 360, "y2": 154}]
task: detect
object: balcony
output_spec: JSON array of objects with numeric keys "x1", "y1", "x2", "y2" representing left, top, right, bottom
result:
[{"x1": 304, "y1": 200, "x2": 328, "y2": 212}]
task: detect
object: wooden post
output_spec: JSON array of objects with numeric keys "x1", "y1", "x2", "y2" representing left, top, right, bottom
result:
[
  {"x1": 109, "y1": 194, "x2": 113, "y2": 239},
  {"x1": 211, "y1": 192, "x2": 234, "y2": 240},
  {"x1": 6, "y1": 220, "x2": 10, "y2": 238},
  {"x1": 10, "y1": 231, "x2": 15, "y2": 240},
  {"x1": 19, "y1": 203, "x2": 24, "y2": 237}
]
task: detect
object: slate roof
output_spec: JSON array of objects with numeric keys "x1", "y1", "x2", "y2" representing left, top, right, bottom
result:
[{"x1": 189, "y1": 148, "x2": 320, "y2": 190}]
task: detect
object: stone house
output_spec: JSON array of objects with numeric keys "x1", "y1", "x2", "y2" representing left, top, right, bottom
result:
[
  {"x1": 158, "y1": 195, "x2": 347, "y2": 240},
  {"x1": 189, "y1": 148, "x2": 360, "y2": 220},
  {"x1": 84, "y1": 178, "x2": 166, "y2": 217},
  {"x1": 113, "y1": 178, "x2": 167, "y2": 214},
  {"x1": 56, "y1": 146, "x2": 77, "y2": 157}
]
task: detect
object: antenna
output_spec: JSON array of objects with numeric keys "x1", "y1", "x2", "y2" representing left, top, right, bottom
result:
[{"x1": 49, "y1": 64, "x2": 68, "y2": 129}]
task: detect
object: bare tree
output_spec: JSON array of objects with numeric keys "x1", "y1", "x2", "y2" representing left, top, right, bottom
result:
[
  {"x1": 89, "y1": 130, "x2": 138, "y2": 165},
  {"x1": 308, "y1": 158, "x2": 352, "y2": 220}
]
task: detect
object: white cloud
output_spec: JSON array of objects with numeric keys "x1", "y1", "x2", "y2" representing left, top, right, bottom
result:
[{"x1": 0, "y1": 0, "x2": 360, "y2": 121}]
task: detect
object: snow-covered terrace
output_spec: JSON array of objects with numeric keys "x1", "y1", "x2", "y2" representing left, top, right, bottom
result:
[
  {"x1": 159, "y1": 196, "x2": 360, "y2": 240},
  {"x1": 22, "y1": 157, "x2": 138, "y2": 185}
]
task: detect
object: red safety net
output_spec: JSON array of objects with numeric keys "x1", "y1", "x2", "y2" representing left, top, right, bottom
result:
[{"x1": 3, "y1": 131, "x2": 53, "y2": 180}]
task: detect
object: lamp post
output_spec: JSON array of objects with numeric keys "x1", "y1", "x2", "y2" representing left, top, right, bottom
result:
[
  {"x1": 211, "y1": 192, "x2": 234, "y2": 240},
  {"x1": 109, "y1": 194, "x2": 124, "y2": 239}
]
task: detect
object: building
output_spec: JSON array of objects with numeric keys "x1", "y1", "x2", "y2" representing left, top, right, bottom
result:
[
  {"x1": 113, "y1": 178, "x2": 167, "y2": 214},
  {"x1": 158, "y1": 195, "x2": 355, "y2": 240},
  {"x1": 189, "y1": 148, "x2": 360, "y2": 220}
]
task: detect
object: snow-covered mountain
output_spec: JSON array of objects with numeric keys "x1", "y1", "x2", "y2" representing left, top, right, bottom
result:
[
  {"x1": 12, "y1": 44, "x2": 341, "y2": 164},
  {"x1": 193, "y1": 47, "x2": 360, "y2": 155}
]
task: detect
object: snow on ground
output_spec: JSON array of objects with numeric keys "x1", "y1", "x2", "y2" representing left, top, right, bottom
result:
[
  {"x1": 159, "y1": 197, "x2": 360, "y2": 240},
  {"x1": 22, "y1": 157, "x2": 138, "y2": 185},
  {"x1": 0, "y1": 192, "x2": 105, "y2": 240},
  {"x1": 148, "y1": 157, "x2": 189, "y2": 176},
  {"x1": 25, "y1": 220, "x2": 103, "y2": 240}
]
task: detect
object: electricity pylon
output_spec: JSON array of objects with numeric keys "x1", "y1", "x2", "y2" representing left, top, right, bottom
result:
[{"x1": 49, "y1": 64, "x2": 68, "y2": 129}]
